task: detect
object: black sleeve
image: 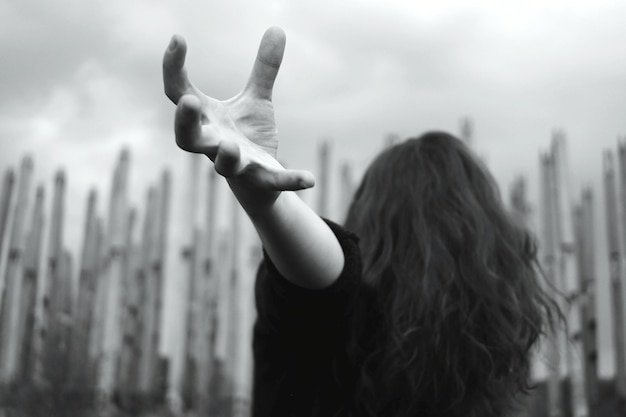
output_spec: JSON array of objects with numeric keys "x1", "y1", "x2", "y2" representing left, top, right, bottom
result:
[
  {"x1": 253, "y1": 218, "x2": 362, "y2": 336},
  {"x1": 251, "y1": 218, "x2": 362, "y2": 417}
]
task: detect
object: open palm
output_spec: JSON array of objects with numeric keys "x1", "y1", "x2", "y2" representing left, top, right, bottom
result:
[{"x1": 162, "y1": 27, "x2": 314, "y2": 191}]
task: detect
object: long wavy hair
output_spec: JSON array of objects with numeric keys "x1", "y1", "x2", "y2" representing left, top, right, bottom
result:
[{"x1": 343, "y1": 131, "x2": 562, "y2": 417}]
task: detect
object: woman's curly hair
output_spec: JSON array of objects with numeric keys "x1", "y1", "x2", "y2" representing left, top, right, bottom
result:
[{"x1": 343, "y1": 132, "x2": 563, "y2": 417}]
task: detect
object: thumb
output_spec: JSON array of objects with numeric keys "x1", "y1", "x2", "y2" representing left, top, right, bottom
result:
[{"x1": 269, "y1": 169, "x2": 316, "y2": 191}]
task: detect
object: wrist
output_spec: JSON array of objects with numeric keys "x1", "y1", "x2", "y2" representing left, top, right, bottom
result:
[{"x1": 226, "y1": 177, "x2": 282, "y2": 216}]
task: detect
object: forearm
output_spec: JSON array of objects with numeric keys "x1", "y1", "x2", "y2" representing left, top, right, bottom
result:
[{"x1": 229, "y1": 184, "x2": 345, "y2": 289}]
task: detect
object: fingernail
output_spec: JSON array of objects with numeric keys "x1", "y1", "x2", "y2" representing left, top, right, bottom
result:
[{"x1": 168, "y1": 36, "x2": 178, "y2": 51}]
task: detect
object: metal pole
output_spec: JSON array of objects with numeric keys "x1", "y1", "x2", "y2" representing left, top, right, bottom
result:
[
  {"x1": 338, "y1": 162, "x2": 355, "y2": 224},
  {"x1": 317, "y1": 140, "x2": 331, "y2": 219},
  {"x1": 540, "y1": 151, "x2": 562, "y2": 417},
  {"x1": 152, "y1": 169, "x2": 171, "y2": 396},
  {"x1": 138, "y1": 187, "x2": 158, "y2": 393},
  {"x1": 43, "y1": 169, "x2": 68, "y2": 386},
  {"x1": 0, "y1": 156, "x2": 34, "y2": 383},
  {"x1": 68, "y1": 189, "x2": 99, "y2": 389},
  {"x1": 551, "y1": 132, "x2": 587, "y2": 417},
  {"x1": 17, "y1": 184, "x2": 45, "y2": 383},
  {"x1": 576, "y1": 188, "x2": 599, "y2": 416},
  {"x1": 98, "y1": 149, "x2": 130, "y2": 397},
  {"x1": 196, "y1": 168, "x2": 218, "y2": 415},
  {"x1": 0, "y1": 169, "x2": 16, "y2": 308},
  {"x1": 604, "y1": 150, "x2": 626, "y2": 403}
]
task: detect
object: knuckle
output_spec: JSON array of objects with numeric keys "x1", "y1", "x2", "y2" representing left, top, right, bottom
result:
[
  {"x1": 164, "y1": 86, "x2": 178, "y2": 103},
  {"x1": 175, "y1": 136, "x2": 192, "y2": 152}
]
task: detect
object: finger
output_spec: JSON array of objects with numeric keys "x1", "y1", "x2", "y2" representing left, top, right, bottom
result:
[
  {"x1": 163, "y1": 35, "x2": 198, "y2": 103},
  {"x1": 175, "y1": 95, "x2": 205, "y2": 152},
  {"x1": 269, "y1": 169, "x2": 316, "y2": 191},
  {"x1": 214, "y1": 141, "x2": 242, "y2": 177},
  {"x1": 244, "y1": 27, "x2": 286, "y2": 100}
]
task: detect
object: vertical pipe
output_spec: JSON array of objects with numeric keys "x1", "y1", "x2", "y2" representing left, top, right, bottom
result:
[
  {"x1": 317, "y1": 140, "x2": 331, "y2": 219},
  {"x1": 384, "y1": 133, "x2": 400, "y2": 148},
  {"x1": 140, "y1": 170, "x2": 171, "y2": 398},
  {"x1": 179, "y1": 153, "x2": 201, "y2": 407},
  {"x1": 17, "y1": 185, "x2": 45, "y2": 383},
  {"x1": 509, "y1": 175, "x2": 529, "y2": 225},
  {"x1": 551, "y1": 132, "x2": 587, "y2": 417},
  {"x1": 138, "y1": 187, "x2": 158, "y2": 393},
  {"x1": 616, "y1": 139, "x2": 626, "y2": 401},
  {"x1": 57, "y1": 248, "x2": 74, "y2": 386},
  {"x1": 338, "y1": 162, "x2": 355, "y2": 224},
  {"x1": 582, "y1": 189, "x2": 598, "y2": 405},
  {"x1": 213, "y1": 231, "x2": 233, "y2": 416},
  {"x1": 122, "y1": 242, "x2": 142, "y2": 393},
  {"x1": 68, "y1": 188, "x2": 99, "y2": 389},
  {"x1": 146, "y1": 186, "x2": 162, "y2": 395},
  {"x1": 460, "y1": 117, "x2": 473, "y2": 148},
  {"x1": 196, "y1": 168, "x2": 218, "y2": 415},
  {"x1": 540, "y1": 152, "x2": 562, "y2": 417},
  {"x1": 183, "y1": 226, "x2": 202, "y2": 408},
  {"x1": 116, "y1": 207, "x2": 137, "y2": 397},
  {"x1": 604, "y1": 150, "x2": 626, "y2": 402},
  {"x1": 577, "y1": 188, "x2": 599, "y2": 416},
  {"x1": 43, "y1": 169, "x2": 68, "y2": 387},
  {"x1": 88, "y1": 216, "x2": 105, "y2": 388},
  {"x1": 152, "y1": 169, "x2": 171, "y2": 396},
  {"x1": 232, "y1": 233, "x2": 260, "y2": 417},
  {"x1": 99, "y1": 148, "x2": 130, "y2": 396},
  {"x1": 227, "y1": 196, "x2": 243, "y2": 416},
  {"x1": 0, "y1": 169, "x2": 16, "y2": 303},
  {"x1": 572, "y1": 203, "x2": 585, "y2": 404},
  {"x1": 133, "y1": 207, "x2": 148, "y2": 394},
  {"x1": 90, "y1": 161, "x2": 119, "y2": 379},
  {"x1": 0, "y1": 156, "x2": 34, "y2": 383}
]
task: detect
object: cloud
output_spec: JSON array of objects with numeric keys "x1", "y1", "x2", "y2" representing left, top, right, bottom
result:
[{"x1": 1, "y1": 0, "x2": 119, "y2": 109}]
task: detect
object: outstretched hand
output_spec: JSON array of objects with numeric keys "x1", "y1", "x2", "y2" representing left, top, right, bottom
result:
[{"x1": 162, "y1": 27, "x2": 315, "y2": 195}]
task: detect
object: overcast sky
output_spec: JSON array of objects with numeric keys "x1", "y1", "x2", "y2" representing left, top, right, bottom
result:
[{"x1": 1, "y1": 0, "x2": 626, "y2": 380}]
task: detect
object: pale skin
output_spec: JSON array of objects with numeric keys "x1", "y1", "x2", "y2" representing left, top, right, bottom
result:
[{"x1": 162, "y1": 27, "x2": 345, "y2": 289}]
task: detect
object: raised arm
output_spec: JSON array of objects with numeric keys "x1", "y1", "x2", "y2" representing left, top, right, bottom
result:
[{"x1": 162, "y1": 27, "x2": 344, "y2": 289}]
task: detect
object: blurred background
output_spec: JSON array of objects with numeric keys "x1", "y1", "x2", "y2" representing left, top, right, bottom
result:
[{"x1": 1, "y1": 0, "x2": 625, "y2": 416}]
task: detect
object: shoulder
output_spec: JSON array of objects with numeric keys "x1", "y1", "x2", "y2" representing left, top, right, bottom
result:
[{"x1": 254, "y1": 218, "x2": 362, "y2": 332}]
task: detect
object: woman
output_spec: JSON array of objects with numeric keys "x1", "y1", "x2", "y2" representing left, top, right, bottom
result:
[{"x1": 163, "y1": 27, "x2": 561, "y2": 417}]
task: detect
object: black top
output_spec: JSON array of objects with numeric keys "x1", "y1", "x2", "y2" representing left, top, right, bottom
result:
[{"x1": 251, "y1": 219, "x2": 364, "y2": 417}]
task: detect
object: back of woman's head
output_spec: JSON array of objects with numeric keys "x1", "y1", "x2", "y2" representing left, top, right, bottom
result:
[{"x1": 344, "y1": 131, "x2": 561, "y2": 417}]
